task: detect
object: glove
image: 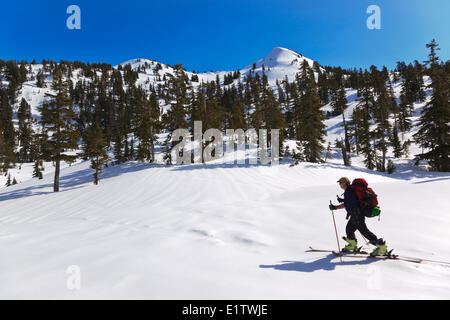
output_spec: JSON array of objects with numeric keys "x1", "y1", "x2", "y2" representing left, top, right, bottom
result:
[
  {"x1": 337, "y1": 195, "x2": 344, "y2": 203},
  {"x1": 329, "y1": 204, "x2": 338, "y2": 211}
]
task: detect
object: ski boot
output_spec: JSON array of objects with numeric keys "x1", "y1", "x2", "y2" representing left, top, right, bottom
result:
[
  {"x1": 342, "y1": 237, "x2": 358, "y2": 252},
  {"x1": 370, "y1": 238, "x2": 388, "y2": 257}
]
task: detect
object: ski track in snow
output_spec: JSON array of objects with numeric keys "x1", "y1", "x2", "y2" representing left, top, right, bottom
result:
[
  {"x1": 1, "y1": 48, "x2": 449, "y2": 299},
  {"x1": 0, "y1": 156, "x2": 449, "y2": 299}
]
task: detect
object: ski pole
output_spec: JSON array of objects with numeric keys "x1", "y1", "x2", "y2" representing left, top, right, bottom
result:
[
  {"x1": 359, "y1": 231, "x2": 369, "y2": 245},
  {"x1": 330, "y1": 200, "x2": 343, "y2": 262}
]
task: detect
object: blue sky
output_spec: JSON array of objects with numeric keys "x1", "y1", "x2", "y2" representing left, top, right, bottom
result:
[{"x1": 2, "y1": 0, "x2": 449, "y2": 71}]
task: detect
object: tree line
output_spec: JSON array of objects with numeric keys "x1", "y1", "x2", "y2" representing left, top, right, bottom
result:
[{"x1": 0, "y1": 40, "x2": 448, "y2": 191}]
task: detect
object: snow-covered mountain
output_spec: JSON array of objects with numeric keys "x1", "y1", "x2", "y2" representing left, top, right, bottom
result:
[
  {"x1": 1, "y1": 48, "x2": 450, "y2": 299},
  {"x1": 1, "y1": 137, "x2": 450, "y2": 299},
  {"x1": 117, "y1": 46, "x2": 319, "y2": 88},
  {"x1": 240, "y1": 47, "x2": 320, "y2": 84},
  {"x1": 10, "y1": 46, "x2": 318, "y2": 121}
]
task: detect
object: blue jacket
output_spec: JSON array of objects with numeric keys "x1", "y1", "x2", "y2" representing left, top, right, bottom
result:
[{"x1": 344, "y1": 186, "x2": 360, "y2": 212}]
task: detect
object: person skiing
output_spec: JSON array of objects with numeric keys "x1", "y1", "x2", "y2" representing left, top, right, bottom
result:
[{"x1": 329, "y1": 177, "x2": 388, "y2": 256}]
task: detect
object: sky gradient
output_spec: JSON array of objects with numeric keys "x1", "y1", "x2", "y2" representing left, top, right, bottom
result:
[{"x1": 2, "y1": 0, "x2": 449, "y2": 71}]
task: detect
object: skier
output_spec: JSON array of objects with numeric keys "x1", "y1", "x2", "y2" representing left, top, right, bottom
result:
[{"x1": 329, "y1": 177, "x2": 388, "y2": 256}]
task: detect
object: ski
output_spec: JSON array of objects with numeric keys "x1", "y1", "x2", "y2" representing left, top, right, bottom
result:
[
  {"x1": 308, "y1": 246, "x2": 334, "y2": 253},
  {"x1": 332, "y1": 251, "x2": 426, "y2": 264},
  {"x1": 309, "y1": 246, "x2": 426, "y2": 264},
  {"x1": 308, "y1": 246, "x2": 368, "y2": 254}
]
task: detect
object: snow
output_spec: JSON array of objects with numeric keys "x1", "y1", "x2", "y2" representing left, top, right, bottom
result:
[
  {"x1": 115, "y1": 47, "x2": 321, "y2": 90},
  {"x1": 240, "y1": 47, "x2": 320, "y2": 85},
  {"x1": 1, "y1": 48, "x2": 450, "y2": 299},
  {"x1": 1, "y1": 143, "x2": 450, "y2": 299},
  {"x1": 9, "y1": 46, "x2": 320, "y2": 127}
]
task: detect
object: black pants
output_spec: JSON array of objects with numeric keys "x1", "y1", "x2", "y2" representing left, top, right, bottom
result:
[{"x1": 346, "y1": 208, "x2": 378, "y2": 245}]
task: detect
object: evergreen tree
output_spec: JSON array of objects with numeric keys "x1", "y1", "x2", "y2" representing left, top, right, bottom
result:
[
  {"x1": 83, "y1": 123, "x2": 109, "y2": 185},
  {"x1": 32, "y1": 159, "x2": 43, "y2": 179},
  {"x1": 355, "y1": 74, "x2": 376, "y2": 169},
  {"x1": 373, "y1": 83, "x2": 392, "y2": 172},
  {"x1": 330, "y1": 84, "x2": 350, "y2": 152},
  {"x1": 398, "y1": 93, "x2": 413, "y2": 135},
  {"x1": 387, "y1": 159, "x2": 396, "y2": 174},
  {"x1": 0, "y1": 90, "x2": 16, "y2": 171},
  {"x1": 18, "y1": 98, "x2": 34, "y2": 162},
  {"x1": 31, "y1": 127, "x2": 45, "y2": 179},
  {"x1": 294, "y1": 61, "x2": 326, "y2": 163},
  {"x1": 39, "y1": 70, "x2": 79, "y2": 192},
  {"x1": 291, "y1": 140, "x2": 305, "y2": 166},
  {"x1": 113, "y1": 128, "x2": 126, "y2": 164},
  {"x1": 338, "y1": 139, "x2": 351, "y2": 166},
  {"x1": 5, "y1": 172, "x2": 11, "y2": 187},
  {"x1": 414, "y1": 39, "x2": 450, "y2": 171},
  {"x1": 135, "y1": 91, "x2": 160, "y2": 162},
  {"x1": 162, "y1": 64, "x2": 191, "y2": 164},
  {"x1": 317, "y1": 71, "x2": 329, "y2": 104},
  {"x1": 390, "y1": 124, "x2": 403, "y2": 158},
  {"x1": 325, "y1": 142, "x2": 332, "y2": 162},
  {"x1": 261, "y1": 86, "x2": 287, "y2": 150},
  {"x1": 36, "y1": 70, "x2": 46, "y2": 88}
]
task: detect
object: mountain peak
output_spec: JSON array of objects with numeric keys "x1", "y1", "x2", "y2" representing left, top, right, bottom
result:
[
  {"x1": 264, "y1": 47, "x2": 304, "y2": 66},
  {"x1": 242, "y1": 46, "x2": 316, "y2": 75}
]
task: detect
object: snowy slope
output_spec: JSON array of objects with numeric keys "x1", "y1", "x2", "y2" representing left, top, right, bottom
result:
[
  {"x1": 1, "y1": 147, "x2": 450, "y2": 299},
  {"x1": 117, "y1": 47, "x2": 319, "y2": 88},
  {"x1": 6, "y1": 47, "x2": 316, "y2": 133},
  {"x1": 2, "y1": 49, "x2": 450, "y2": 299},
  {"x1": 322, "y1": 76, "x2": 432, "y2": 163},
  {"x1": 240, "y1": 47, "x2": 321, "y2": 85},
  {"x1": 1, "y1": 47, "x2": 322, "y2": 186}
]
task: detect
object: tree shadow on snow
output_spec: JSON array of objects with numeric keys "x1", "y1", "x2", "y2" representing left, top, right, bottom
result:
[
  {"x1": 304, "y1": 161, "x2": 450, "y2": 182},
  {"x1": 412, "y1": 176, "x2": 450, "y2": 184},
  {"x1": 0, "y1": 161, "x2": 161, "y2": 202},
  {"x1": 259, "y1": 253, "x2": 377, "y2": 273}
]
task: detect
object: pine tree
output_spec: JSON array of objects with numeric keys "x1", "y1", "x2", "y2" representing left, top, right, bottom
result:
[
  {"x1": 355, "y1": 74, "x2": 376, "y2": 170},
  {"x1": 32, "y1": 159, "x2": 43, "y2": 179},
  {"x1": 414, "y1": 39, "x2": 450, "y2": 171},
  {"x1": 373, "y1": 84, "x2": 392, "y2": 172},
  {"x1": 330, "y1": 84, "x2": 350, "y2": 152},
  {"x1": 398, "y1": 93, "x2": 413, "y2": 135},
  {"x1": 317, "y1": 71, "x2": 329, "y2": 104},
  {"x1": 83, "y1": 123, "x2": 109, "y2": 185},
  {"x1": 162, "y1": 64, "x2": 191, "y2": 164},
  {"x1": 387, "y1": 160, "x2": 396, "y2": 174},
  {"x1": 261, "y1": 86, "x2": 287, "y2": 150},
  {"x1": 294, "y1": 61, "x2": 326, "y2": 163},
  {"x1": 39, "y1": 70, "x2": 79, "y2": 192},
  {"x1": 390, "y1": 124, "x2": 403, "y2": 158},
  {"x1": 291, "y1": 140, "x2": 305, "y2": 166},
  {"x1": 0, "y1": 90, "x2": 16, "y2": 146},
  {"x1": 325, "y1": 142, "x2": 332, "y2": 162},
  {"x1": 413, "y1": 60, "x2": 426, "y2": 102},
  {"x1": 31, "y1": 126, "x2": 45, "y2": 179},
  {"x1": 0, "y1": 90, "x2": 16, "y2": 171},
  {"x1": 36, "y1": 70, "x2": 45, "y2": 88},
  {"x1": 229, "y1": 95, "x2": 246, "y2": 131},
  {"x1": 113, "y1": 126, "x2": 126, "y2": 164},
  {"x1": 18, "y1": 98, "x2": 34, "y2": 162},
  {"x1": 5, "y1": 172, "x2": 11, "y2": 187},
  {"x1": 283, "y1": 144, "x2": 292, "y2": 159},
  {"x1": 135, "y1": 91, "x2": 160, "y2": 162}
]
